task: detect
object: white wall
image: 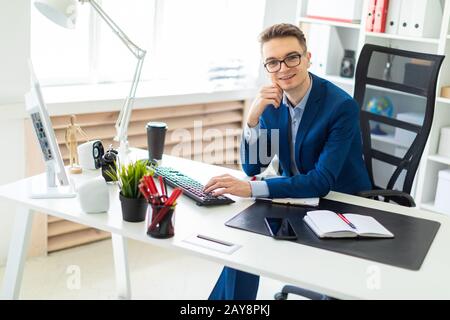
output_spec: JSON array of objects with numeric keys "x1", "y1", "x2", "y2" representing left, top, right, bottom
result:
[
  {"x1": 257, "y1": 0, "x2": 299, "y2": 86},
  {"x1": 0, "y1": 0, "x2": 30, "y2": 105},
  {"x1": 0, "y1": 0, "x2": 30, "y2": 266},
  {"x1": 262, "y1": 0, "x2": 298, "y2": 27}
]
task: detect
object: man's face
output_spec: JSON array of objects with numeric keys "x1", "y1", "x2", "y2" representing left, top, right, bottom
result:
[{"x1": 262, "y1": 36, "x2": 311, "y2": 92}]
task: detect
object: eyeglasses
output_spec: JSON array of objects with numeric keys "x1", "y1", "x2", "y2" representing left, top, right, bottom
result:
[{"x1": 264, "y1": 53, "x2": 303, "y2": 73}]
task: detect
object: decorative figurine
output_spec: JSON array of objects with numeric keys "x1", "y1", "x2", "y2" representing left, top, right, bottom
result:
[
  {"x1": 340, "y1": 50, "x2": 355, "y2": 78},
  {"x1": 65, "y1": 115, "x2": 88, "y2": 174}
]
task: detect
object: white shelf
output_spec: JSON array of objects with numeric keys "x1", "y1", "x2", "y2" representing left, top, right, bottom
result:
[
  {"x1": 437, "y1": 97, "x2": 450, "y2": 105},
  {"x1": 421, "y1": 202, "x2": 450, "y2": 216},
  {"x1": 323, "y1": 74, "x2": 355, "y2": 86},
  {"x1": 365, "y1": 32, "x2": 440, "y2": 44},
  {"x1": 371, "y1": 133, "x2": 405, "y2": 147},
  {"x1": 429, "y1": 154, "x2": 450, "y2": 165},
  {"x1": 366, "y1": 84, "x2": 419, "y2": 98},
  {"x1": 298, "y1": 17, "x2": 361, "y2": 29}
]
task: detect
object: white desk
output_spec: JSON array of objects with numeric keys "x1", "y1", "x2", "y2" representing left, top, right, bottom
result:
[{"x1": 2, "y1": 150, "x2": 450, "y2": 299}]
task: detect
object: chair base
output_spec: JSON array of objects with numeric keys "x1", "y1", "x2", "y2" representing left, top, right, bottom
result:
[{"x1": 274, "y1": 285, "x2": 337, "y2": 300}]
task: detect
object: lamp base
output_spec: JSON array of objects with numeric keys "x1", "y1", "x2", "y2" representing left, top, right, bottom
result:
[{"x1": 29, "y1": 175, "x2": 76, "y2": 199}]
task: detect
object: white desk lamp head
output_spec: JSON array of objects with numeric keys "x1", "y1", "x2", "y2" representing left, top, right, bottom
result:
[{"x1": 34, "y1": 0, "x2": 79, "y2": 29}]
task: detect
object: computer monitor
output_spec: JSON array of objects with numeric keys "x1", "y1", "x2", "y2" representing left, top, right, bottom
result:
[{"x1": 25, "y1": 60, "x2": 76, "y2": 199}]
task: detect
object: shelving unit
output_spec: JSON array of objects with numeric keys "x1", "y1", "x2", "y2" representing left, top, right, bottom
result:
[
  {"x1": 421, "y1": 202, "x2": 448, "y2": 215},
  {"x1": 366, "y1": 84, "x2": 420, "y2": 98},
  {"x1": 429, "y1": 154, "x2": 450, "y2": 165},
  {"x1": 370, "y1": 133, "x2": 413, "y2": 148},
  {"x1": 437, "y1": 97, "x2": 450, "y2": 105},
  {"x1": 323, "y1": 74, "x2": 355, "y2": 86},
  {"x1": 365, "y1": 32, "x2": 440, "y2": 44},
  {"x1": 297, "y1": 0, "x2": 450, "y2": 216},
  {"x1": 298, "y1": 17, "x2": 360, "y2": 29}
]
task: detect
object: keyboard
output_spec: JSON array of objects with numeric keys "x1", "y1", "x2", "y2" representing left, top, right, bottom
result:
[{"x1": 153, "y1": 166, "x2": 235, "y2": 206}]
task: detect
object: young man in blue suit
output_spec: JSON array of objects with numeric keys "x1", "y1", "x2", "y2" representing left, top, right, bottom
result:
[{"x1": 204, "y1": 23, "x2": 372, "y2": 300}]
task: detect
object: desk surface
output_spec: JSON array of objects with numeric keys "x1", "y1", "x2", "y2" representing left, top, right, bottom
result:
[{"x1": 1, "y1": 149, "x2": 450, "y2": 299}]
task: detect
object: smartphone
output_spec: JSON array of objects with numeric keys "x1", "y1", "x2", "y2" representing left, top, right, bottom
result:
[{"x1": 264, "y1": 217, "x2": 298, "y2": 240}]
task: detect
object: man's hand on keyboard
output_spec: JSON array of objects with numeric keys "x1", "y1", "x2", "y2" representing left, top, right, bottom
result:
[{"x1": 203, "y1": 174, "x2": 252, "y2": 198}]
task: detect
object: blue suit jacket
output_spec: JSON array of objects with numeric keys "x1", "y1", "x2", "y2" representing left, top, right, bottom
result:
[{"x1": 242, "y1": 73, "x2": 372, "y2": 198}]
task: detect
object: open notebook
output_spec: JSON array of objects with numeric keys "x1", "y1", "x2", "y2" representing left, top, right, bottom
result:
[{"x1": 304, "y1": 210, "x2": 394, "y2": 239}]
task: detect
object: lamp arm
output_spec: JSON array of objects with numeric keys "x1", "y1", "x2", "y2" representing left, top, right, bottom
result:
[
  {"x1": 84, "y1": 0, "x2": 146, "y2": 59},
  {"x1": 114, "y1": 55, "x2": 146, "y2": 144},
  {"x1": 82, "y1": 0, "x2": 147, "y2": 159}
]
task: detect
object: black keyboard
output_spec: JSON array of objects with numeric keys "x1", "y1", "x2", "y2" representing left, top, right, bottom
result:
[{"x1": 154, "y1": 167, "x2": 235, "y2": 206}]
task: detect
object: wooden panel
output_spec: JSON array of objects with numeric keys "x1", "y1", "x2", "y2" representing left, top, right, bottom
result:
[
  {"x1": 48, "y1": 220, "x2": 91, "y2": 237},
  {"x1": 51, "y1": 101, "x2": 243, "y2": 129},
  {"x1": 59, "y1": 126, "x2": 242, "y2": 161},
  {"x1": 24, "y1": 119, "x2": 48, "y2": 258},
  {"x1": 48, "y1": 229, "x2": 111, "y2": 253},
  {"x1": 48, "y1": 216, "x2": 63, "y2": 223},
  {"x1": 54, "y1": 110, "x2": 243, "y2": 143}
]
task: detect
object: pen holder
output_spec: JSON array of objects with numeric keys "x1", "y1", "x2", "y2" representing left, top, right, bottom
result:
[{"x1": 147, "y1": 204, "x2": 176, "y2": 239}]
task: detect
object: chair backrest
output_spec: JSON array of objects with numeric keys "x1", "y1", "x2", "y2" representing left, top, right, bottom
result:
[{"x1": 354, "y1": 44, "x2": 444, "y2": 194}]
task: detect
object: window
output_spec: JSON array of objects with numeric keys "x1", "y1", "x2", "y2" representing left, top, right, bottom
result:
[
  {"x1": 96, "y1": 0, "x2": 155, "y2": 83},
  {"x1": 31, "y1": 0, "x2": 265, "y2": 91},
  {"x1": 31, "y1": 1, "x2": 91, "y2": 85}
]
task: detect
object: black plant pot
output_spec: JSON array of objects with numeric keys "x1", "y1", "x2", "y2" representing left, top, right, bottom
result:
[{"x1": 119, "y1": 193, "x2": 148, "y2": 222}]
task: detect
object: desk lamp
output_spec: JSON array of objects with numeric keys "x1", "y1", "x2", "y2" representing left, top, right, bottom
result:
[{"x1": 34, "y1": 0, "x2": 147, "y2": 162}]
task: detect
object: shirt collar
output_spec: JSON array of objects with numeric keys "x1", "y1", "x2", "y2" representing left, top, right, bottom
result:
[{"x1": 283, "y1": 75, "x2": 313, "y2": 111}]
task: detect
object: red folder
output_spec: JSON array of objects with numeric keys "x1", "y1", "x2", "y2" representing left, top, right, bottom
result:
[
  {"x1": 366, "y1": 0, "x2": 377, "y2": 32},
  {"x1": 373, "y1": 0, "x2": 389, "y2": 33}
]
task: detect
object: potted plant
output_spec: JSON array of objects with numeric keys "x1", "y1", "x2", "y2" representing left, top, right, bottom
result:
[{"x1": 106, "y1": 160, "x2": 153, "y2": 222}]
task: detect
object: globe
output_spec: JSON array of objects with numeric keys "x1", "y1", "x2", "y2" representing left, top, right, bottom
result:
[{"x1": 366, "y1": 96, "x2": 394, "y2": 135}]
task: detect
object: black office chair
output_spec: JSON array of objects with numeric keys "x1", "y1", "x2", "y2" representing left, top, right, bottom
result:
[
  {"x1": 275, "y1": 44, "x2": 444, "y2": 300},
  {"x1": 354, "y1": 44, "x2": 444, "y2": 207}
]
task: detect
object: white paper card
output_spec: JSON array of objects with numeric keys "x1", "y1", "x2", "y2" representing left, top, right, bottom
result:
[{"x1": 182, "y1": 234, "x2": 241, "y2": 255}]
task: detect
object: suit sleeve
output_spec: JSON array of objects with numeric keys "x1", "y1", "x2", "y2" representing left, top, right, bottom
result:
[
  {"x1": 240, "y1": 114, "x2": 274, "y2": 177},
  {"x1": 265, "y1": 99, "x2": 359, "y2": 198}
]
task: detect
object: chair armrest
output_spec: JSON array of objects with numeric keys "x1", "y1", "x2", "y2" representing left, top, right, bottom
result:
[{"x1": 356, "y1": 189, "x2": 416, "y2": 207}]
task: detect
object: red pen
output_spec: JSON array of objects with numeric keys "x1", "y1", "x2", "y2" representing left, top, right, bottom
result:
[
  {"x1": 138, "y1": 183, "x2": 150, "y2": 200},
  {"x1": 337, "y1": 213, "x2": 356, "y2": 229},
  {"x1": 141, "y1": 176, "x2": 153, "y2": 194},
  {"x1": 146, "y1": 176, "x2": 159, "y2": 196},
  {"x1": 158, "y1": 176, "x2": 166, "y2": 197}
]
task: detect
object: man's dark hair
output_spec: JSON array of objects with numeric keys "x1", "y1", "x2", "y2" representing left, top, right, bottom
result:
[{"x1": 259, "y1": 23, "x2": 307, "y2": 51}]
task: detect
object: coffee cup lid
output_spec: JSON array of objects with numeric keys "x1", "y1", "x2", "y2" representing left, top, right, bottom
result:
[{"x1": 146, "y1": 122, "x2": 167, "y2": 128}]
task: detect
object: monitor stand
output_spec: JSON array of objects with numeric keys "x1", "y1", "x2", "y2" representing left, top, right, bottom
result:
[{"x1": 29, "y1": 163, "x2": 76, "y2": 199}]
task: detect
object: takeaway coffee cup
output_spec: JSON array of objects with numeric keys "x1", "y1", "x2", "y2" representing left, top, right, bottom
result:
[{"x1": 146, "y1": 122, "x2": 167, "y2": 162}]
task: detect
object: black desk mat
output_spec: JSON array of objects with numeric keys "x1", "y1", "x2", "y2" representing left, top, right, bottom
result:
[{"x1": 225, "y1": 199, "x2": 441, "y2": 270}]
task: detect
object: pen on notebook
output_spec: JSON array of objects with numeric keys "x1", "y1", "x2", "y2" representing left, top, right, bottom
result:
[{"x1": 337, "y1": 213, "x2": 356, "y2": 229}]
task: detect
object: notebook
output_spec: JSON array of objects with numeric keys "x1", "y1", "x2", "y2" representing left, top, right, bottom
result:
[{"x1": 304, "y1": 210, "x2": 394, "y2": 239}]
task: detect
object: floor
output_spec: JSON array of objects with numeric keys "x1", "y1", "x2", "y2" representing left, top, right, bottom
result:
[{"x1": 0, "y1": 239, "x2": 304, "y2": 300}]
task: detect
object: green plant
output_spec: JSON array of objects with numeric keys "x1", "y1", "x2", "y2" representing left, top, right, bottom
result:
[{"x1": 106, "y1": 160, "x2": 153, "y2": 198}]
